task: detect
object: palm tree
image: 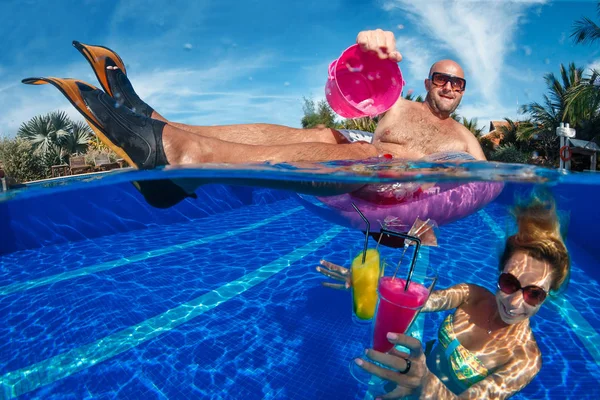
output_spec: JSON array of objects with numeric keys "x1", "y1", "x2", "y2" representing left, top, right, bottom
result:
[
  {"x1": 571, "y1": 2, "x2": 600, "y2": 45},
  {"x1": 518, "y1": 63, "x2": 590, "y2": 166},
  {"x1": 520, "y1": 63, "x2": 585, "y2": 134},
  {"x1": 17, "y1": 111, "x2": 71, "y2": 155},
  {"x1": 17, "y1": 111, "x2": 94, "y2": 165},
  {"x1": 59, "y1": 121, "x2": 93, "y2": 155},
  {"x1": 403, "y1": 90, "x2": 424, "y2": 102},
  {"x1": 461, "y1": 117, "x2": 484, "y2": 137}
]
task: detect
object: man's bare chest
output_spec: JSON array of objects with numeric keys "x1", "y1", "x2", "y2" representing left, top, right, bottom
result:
[{"x1": 376, "y1": 114, "x2": 466, "y2": 154}]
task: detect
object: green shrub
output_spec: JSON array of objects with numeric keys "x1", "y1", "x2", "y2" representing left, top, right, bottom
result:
[
  {"x1": 0, "y1": 137, "x2": 49, "y2": 183},
  {"x1": 339, "y1": 117, "x2": 378, "y2": 133},
  {"x1": 478, "y1": 137, "x2": 496, "y2": 160},
  {"x1": 490, "y1": 144, "x2": 530, "y2": 164}
]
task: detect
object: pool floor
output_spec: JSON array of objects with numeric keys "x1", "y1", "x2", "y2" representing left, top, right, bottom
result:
[{"x1": 1, "y1": 198, "x2": 599, "y2": 399}]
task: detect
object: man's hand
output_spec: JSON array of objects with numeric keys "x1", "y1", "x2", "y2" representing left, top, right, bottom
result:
[
  {"x1": 356, "y1": 29, "x2": 402, "y2": 62},
  {"x1": 316, "y1": 260, "x2": 351, "y2": 290}
]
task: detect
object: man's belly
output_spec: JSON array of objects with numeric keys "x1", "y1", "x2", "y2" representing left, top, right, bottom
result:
[
  {"x1": 374, "y1": 139, "x2": 469, "y2": 159},
  {"x1": 373, "y1": 141, "x2": 426, "y2": 159},
  {"x1": 336, "y1": 129, "x2": 469, "y2": 159}
]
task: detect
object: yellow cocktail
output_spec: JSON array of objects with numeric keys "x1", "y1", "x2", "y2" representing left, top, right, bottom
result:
[{"x1": 351, "y1": 248, "x2": 381, "y2": 321}]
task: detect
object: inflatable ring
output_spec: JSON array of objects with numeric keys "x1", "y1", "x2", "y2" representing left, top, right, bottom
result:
[
  {"x1": 296, "y1": 152, "x2": 504, "y2": 247},
  {"x1": 559, "y1": 145, "x2": 572, "y2": 162}
]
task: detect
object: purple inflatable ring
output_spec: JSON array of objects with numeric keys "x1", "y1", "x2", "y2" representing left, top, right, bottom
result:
[{"x1": 296, "y1": 152, "x2": 504, "y2": 234}]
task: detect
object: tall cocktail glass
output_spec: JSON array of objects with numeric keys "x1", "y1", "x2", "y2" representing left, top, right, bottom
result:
[
  {"x1": 349, "y1": 257, "x2": 437, "y2": 394},
  {"x1": 349, "y1": 246, "x2": 382, "y2": 325}
]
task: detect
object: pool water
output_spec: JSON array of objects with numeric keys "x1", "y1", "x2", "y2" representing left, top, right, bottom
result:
[{"x1": 1, "y1": 165, "x2": 599, "y2": 399}]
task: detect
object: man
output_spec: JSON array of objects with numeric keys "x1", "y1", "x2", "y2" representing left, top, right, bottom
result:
[{"x1": 24, "y1": 29, "x2": 485, "y2": 206}]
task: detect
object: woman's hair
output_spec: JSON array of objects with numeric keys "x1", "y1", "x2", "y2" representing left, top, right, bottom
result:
[{"x1": 499, "y1": 193, "x2": 570, "y2": 292}]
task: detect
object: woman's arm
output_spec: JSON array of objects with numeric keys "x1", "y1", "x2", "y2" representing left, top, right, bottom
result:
[
  {"x1": 422, "y1": 283, "x2": 473, "y2": 312},
  {"x1": 419, "y1": 343, "x2": 542, "y2": 400}
]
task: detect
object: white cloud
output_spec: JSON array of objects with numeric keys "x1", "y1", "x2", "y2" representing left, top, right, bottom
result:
[
  {"x1": 586, "y1": 59, "x2": 600, "y2": 75},
  {"x1": 0, "y1": 50, "x2": 311, "y2": 136},
  {"x1": 559, "y1": 32, "x2": 567, "y2": 44},
  {"x1": 523, "y1": 45, "x2": 532, "y2": 56},
  {"x1": 0, "y1": 85, "x2": 86, "y2": 137},
  {"x1": 394, "y1": 35, "x2": 434, "y2": 86},
  {"x1": 383, "y1": 0, "x2": 547, "y2": 106},
  {"x1": 0, "y1": 62, "x2": 96, "y2": 136},
  {"x1": 382, "y1": 0, "x2": 547, "y2": 128}
]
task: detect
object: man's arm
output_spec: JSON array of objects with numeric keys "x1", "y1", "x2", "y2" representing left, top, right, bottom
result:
[{"x1": 462, "y1": 127, "x2": 487, "y2": 160}]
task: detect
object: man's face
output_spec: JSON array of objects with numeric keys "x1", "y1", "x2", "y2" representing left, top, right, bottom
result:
[{"x1": 424, "y1": 62, "x2": 465, "y2": 115}]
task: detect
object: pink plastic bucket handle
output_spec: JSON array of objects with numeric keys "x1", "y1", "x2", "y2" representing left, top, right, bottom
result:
[{"x1": 328, "y1": 60, "x2": 337, "y2": 80}]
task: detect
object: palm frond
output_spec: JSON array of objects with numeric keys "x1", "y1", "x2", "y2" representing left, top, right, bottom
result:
[
  {"x1": 17, "y1": 115, "x2": 56, "y2": 154},
  {"x1": 571, "y1": 17, "x2": 600, "y2": 45},
  {"x1": 59, "y1": 121, "x2": 93, "y2": 156}
]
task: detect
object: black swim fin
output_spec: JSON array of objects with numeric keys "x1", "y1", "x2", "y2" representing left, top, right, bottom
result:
[
  {"x1": 22, "y1": 77, "x2": 195, "y2": 208},
  {"x1": 73, "y1": 41, "x2": 154, "y2": 118}
]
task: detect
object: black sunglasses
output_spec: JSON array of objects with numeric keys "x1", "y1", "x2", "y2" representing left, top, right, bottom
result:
[
  {"x1": 429, "y1": 72, "x2": 466, "y2": 92},
  {"x1": 498, "y1": 273, "x2": 547, "y2": 307}
]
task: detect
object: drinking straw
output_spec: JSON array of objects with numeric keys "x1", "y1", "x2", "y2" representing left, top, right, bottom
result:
[
  {"x1": 351, "y1": 203, "x2": 370, "y2": 264},
  {"x1": 378, "y1": 228, "x2": 421, "y2": 291},
  {"x1": 392, "y1": 218, "x2": 432, "y2": 281}
]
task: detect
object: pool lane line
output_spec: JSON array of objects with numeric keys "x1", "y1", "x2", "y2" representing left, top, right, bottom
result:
[
  {"x1": 0, "y1": 206, "x2": 305, "y2": 297},
  {"x1": 478, "y1": 209, "x2": 600, "y2": 367},
  {"x1": 0, "y1": 225, "x2": 344, "y2": 399}
]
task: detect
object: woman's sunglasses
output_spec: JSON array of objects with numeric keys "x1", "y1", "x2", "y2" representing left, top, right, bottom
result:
[
  {"x1": 498, "y1": 273, "x2": 547, "y2": 306},
  {"x1": 429, "y1": 72, "x2": 466, "y2": 92}
]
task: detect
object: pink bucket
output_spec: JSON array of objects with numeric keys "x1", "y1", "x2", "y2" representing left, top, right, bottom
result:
[{"x1": 325, "y1": 44, "x2": 404, "y2": 119}]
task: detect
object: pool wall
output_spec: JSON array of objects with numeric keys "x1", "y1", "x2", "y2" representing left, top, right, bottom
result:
[
  {"x1": 0, "y1": 182, "x2": 293, "y2": 255},
  {"x1": 1, "y1": 179, "x2": 597, "y2": 257}
]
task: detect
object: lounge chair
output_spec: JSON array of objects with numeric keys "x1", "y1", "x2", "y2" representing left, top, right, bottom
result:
[
  {"x1": 93, "y1": 153, "x2": 120, "y2": 171},
  {"x1": 69, "y1": 155, "x2": 92, "y2": 175}
]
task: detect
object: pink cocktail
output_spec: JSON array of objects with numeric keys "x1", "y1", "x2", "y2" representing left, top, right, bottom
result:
[
  {"x1": 349, "y1": 258, "x2": 436, "y2": 394},
  {"x1": 372, "y1": 276, "x2": 430, "y2": 352}
]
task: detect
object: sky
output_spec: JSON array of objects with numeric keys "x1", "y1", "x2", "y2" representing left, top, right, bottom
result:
[{"x1": 0, "y1": 0, "x2": 599, "y2": 136}]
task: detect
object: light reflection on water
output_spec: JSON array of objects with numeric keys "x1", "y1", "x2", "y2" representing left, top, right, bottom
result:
[{"x1": 1, "y1": 159, "x2": 591, "y2": 204}]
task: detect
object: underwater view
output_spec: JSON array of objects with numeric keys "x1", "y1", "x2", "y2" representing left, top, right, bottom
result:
[{"x1": 2, "y1": 1, "x2": 600, "y2": 399}]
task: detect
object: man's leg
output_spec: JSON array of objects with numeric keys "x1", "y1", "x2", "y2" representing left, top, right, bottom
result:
[
  {"x1": 75, "y1": 41, "x2": 347, "y2": 147},
  {"x1": 161, "y1": 125, "x2": 378, "y2": 165},
  {"x1": 164, "y1": 122, "x2": 348, "y2": 146},
  {"x1": 105, "y1": 66, "x2": 346, "y2": 146}
]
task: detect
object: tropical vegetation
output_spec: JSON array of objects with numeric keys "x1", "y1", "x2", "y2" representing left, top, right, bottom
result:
[{"x1": 0, "y1": 111, "x2": 118, "y2": 184}]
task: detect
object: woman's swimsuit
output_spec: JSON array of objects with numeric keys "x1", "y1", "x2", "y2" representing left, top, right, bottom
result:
[{"x1": 437, "y1": 314, "x2": 490, "y2": 389}]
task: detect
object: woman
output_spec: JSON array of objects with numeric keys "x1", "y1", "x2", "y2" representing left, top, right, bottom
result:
[{"x1": 317, "y1": 194, "x2": 570, "y2": 399}]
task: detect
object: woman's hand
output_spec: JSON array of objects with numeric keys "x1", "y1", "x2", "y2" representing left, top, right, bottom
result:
[
  {"x1": 316, "y1": 260, "x2": 351, "y2": 290},
  {"x1": 357, "y1": 333, "x2": 431, "y2": 399}
]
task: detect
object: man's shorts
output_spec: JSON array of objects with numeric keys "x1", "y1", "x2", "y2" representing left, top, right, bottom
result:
[{"x1": 337, "y1": 129, "x2": 375, "y2": 144}]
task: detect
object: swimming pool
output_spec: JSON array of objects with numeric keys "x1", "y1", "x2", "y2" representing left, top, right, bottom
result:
[{"x1": 1, "y1": 165, "x2": 599, "y2": 399}]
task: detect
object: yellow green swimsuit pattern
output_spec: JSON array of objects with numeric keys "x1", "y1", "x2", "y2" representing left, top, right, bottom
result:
[{"x1": 438, "y1": 314, "x2": 489, "y2": 388}]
